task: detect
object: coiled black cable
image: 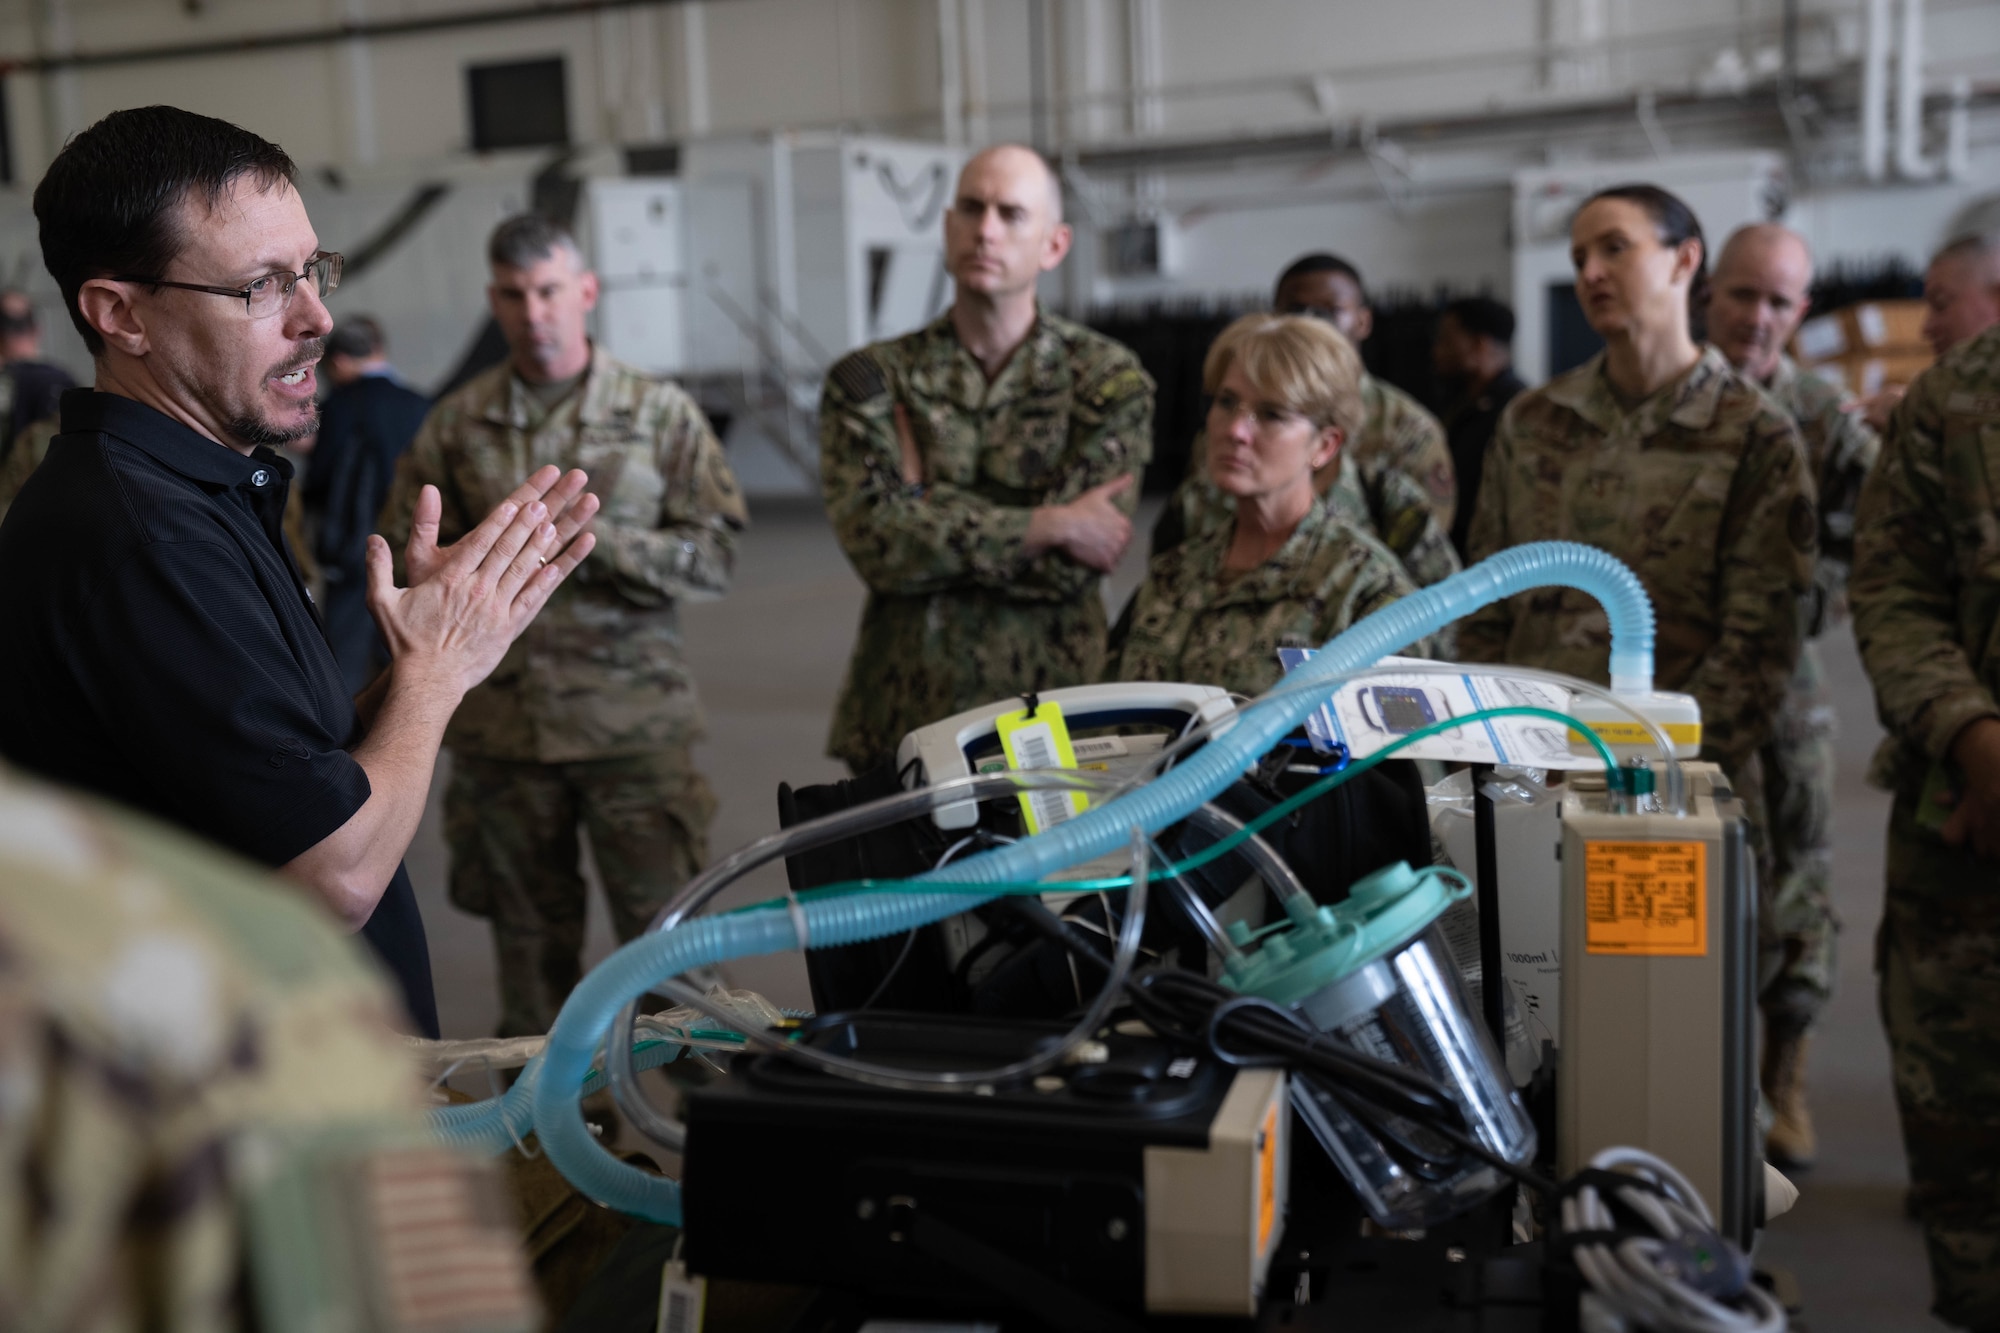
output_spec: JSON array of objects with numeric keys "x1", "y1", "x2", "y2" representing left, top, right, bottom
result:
[{"x1": 1004, "y1": 896, "x2": 1558, "y2": 1196}]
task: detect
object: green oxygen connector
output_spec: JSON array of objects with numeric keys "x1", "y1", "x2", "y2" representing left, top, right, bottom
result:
[
  {"x1": 1607, "y1": 760, "x2": 1658, "y2": 798},
  {"x1": 1219, "y1": 861, "x2": 1471, "y2": 1025}
]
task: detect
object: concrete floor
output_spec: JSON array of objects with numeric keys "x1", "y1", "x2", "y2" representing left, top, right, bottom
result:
[{"x1": 405, "y1": 497, "x2": 1947, "y2": 1331}]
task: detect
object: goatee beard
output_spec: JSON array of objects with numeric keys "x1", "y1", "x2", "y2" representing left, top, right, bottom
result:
[{"x1": 228, "y1": 401, "x2": 319, "y2": 447}]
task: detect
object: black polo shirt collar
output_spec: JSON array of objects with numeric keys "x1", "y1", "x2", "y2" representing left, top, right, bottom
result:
[
  {"x1": 60, "y1": 389, "x2": 313, "y2": 612},
  {"x1": 60, "y1": 387, "x2": 294, "y2": 494}
]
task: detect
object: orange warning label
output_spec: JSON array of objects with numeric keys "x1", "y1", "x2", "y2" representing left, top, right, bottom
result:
[
  {"x1": 1257, "y1": 1102, "x2": 1279, "y2": 1252},
  {"x1": 1583, "y1": 840, "x2": 1707, "y2": 956}
]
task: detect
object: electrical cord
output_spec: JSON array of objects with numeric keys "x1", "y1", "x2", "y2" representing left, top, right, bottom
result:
[
  {"x1": 1000, "y1": 897, "x2": 1557, "y2": 1197},
  {"x1": 1560, "y1": 1147, "x2": 1786, "y2": 1333},
  {"x1": 856, "y1": 830, "x2": 1014, "y2": 1011}
]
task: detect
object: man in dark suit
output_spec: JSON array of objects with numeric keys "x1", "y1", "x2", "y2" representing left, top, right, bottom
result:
[
  {"x1": 304, "y1": 315, "x2": 431, "y2": 692},
  {"x1": 0, "y1": 291, "x2": 77, "y2": 443}
]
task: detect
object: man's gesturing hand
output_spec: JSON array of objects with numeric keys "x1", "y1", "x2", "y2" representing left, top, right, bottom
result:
[
  {"x1": 400, "y1": 465, "x2": 597, "y2": 588},
  {"x1": 1024, "y1": 473, "x2": 1136, "y2": 574},
  {"x1": 366, "y1": 469, "x2": 600, "y2": 698}
]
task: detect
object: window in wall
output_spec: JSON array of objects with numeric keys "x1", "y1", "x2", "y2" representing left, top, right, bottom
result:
[
  {"x1": 466, "y1": 57, "x2": 569, "y2": 153},
  {"x1": 1547, "y1": 282, "x2": 1605, "y2": 378},
  {"x1": 0, "y1": 78, "x2": 13, "y2": 185}
]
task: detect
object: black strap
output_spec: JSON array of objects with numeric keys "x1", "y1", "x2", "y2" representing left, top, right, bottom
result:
[{"x1": 1554, "y1": 1168, "x2": 1674, "y2": 1209}]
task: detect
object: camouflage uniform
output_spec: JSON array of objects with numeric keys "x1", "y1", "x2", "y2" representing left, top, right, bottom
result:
[
  {"x1": 380, "y1": 344, "x2": 745, "y2": 1037},
  {"x1": 820, "y1": 310, "x2": 1153, "y2": 772},
  {"x1": 1153, "y1": 443, "x2": 1462, "y2": 592},
  {"x1": 1354, "y1": 374, "x2": 1458, "y2": 531},
  {"x1": 1459, "y1": 347, "x2": 1814, "y2": 790},
  {"x1": 0, "y1": 415, "x2": 56, "y2": 526},
  {"x1": 0, "y1": 762, "x2": 535, "y2": 1333},
  {"x1": 1849, "y1": 323, "x2": 2000, "y2": 1332},
  {"x1": 1753, "y1": 353, "x2": 1881, "y2": 1023},
  {"x1": 1109, "y1": 492, "x2": 1425, "y2": 698}
]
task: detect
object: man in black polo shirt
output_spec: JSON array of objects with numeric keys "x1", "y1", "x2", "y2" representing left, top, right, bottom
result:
[{"x1": 0, "y1": 107, "x2": 599, "y2": 1037}]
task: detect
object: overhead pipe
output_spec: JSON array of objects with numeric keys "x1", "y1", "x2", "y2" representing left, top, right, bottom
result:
[
  {"x1": 1945, "y1": 75, "x2": 1971, "y2": 181},
  {"x1": 1893, "y1": 0, "x2": 1936, "y2": 180},
  {"x1": 1861, "y1": 0, "x2": 1890, "y2": 181},
  {"x1": 0, "y1": 0, "x2": 716, "y2": 74},
  {"x1": 936, "y1": 0, "x2": 965, "y2": 147}
]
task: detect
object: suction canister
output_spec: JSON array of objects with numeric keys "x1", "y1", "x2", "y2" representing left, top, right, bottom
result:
[{"x1": 1221, "y1": 862, "x2": 1535, "y2": 1229}]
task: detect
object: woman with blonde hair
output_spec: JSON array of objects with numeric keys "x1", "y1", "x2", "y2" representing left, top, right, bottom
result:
[{"x1": 1108, "y1": 313, "x2": 1426, "y2": 697}]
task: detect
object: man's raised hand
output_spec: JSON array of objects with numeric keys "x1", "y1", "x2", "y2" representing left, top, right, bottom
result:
[
  {"x1": 366, "y1": 472, "x2": 599, "y2": 697},
  {"x1": 400, "y1": 465, "x2": 597, "y2": 588}
]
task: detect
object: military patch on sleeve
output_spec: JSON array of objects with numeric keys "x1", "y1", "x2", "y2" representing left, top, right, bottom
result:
[
  {"x1": 238, "y1": 1130, "x2": 539, "y2": 1333},
  {"x1": 1087, "y1": 366, "x2": 1150, "y2": 408},
  {"x1": 1946, "y1": 392, "x2": 2000, "y2": 417},
  {"x1": 828, "y1": 350, "x2": 888, "y2": 404},
  {"x1": 1788, "y1": 493, "x2": 1817, "y2": 553}
]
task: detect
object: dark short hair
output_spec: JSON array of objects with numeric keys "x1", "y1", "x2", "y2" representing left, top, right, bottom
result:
[
  {"x1": 1578, "y1": 183, "x2": 1710, "y2": 318},
  {"x1": 34, "y1": 106, "x2": 297, "y2": 356},
  {"x1": 0, "y1": 290, "x2": 37, "y2": 339},
  {"x1": 487, "y1": 214, "x2": 581, "y2": 271},
  {"x1": 1274, "y1": 253, "x2": 1367, "y2": 307},
  {"x1": 327, "y1": 315, "x2": 385, "y2": 360},
  {"x1": 1443, "y1": 295, "x2": 1516, "y2": 345}
]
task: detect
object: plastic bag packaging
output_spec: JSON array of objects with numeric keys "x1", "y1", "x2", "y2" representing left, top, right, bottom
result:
[
  {"x1": 1426, "y1": 767, "x2": 1562, "y2": 1083},
  {"x1": 408, "y1": 989, "x2": 785, "y2": 1082}
]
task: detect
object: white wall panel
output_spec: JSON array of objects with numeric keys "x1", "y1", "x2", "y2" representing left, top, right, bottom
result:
[{"x1": 0, "y1": 0, "x2": 1988, "y2": 365}]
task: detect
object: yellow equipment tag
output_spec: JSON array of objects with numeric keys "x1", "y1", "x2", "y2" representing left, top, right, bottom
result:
[
  {"x1": 995, "y1": 701, "x2": 1087, "y2": 834},
  {"x1": 1583, "y1": 840, "x2": 1707, "y2": 956}
]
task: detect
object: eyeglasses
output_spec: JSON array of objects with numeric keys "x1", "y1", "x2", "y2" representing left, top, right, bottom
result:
[
  {"x1": 113, "y1": 250, "x2": 343, "y2": 319},
  {"x1": 1211, "y1": 390, "x2": 1316, "y2": 432}
]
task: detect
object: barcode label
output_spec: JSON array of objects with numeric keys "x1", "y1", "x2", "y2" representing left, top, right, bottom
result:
[
  {"x1": 1011, "y1": 723, "x2": 1057, "y2": 770},
  {"x1": 658, "y1": 1261, "x2": 705, "y2": 1333},
  {"x1": 1027, "y1": 788, "x2": 1076, "y2": 830}
]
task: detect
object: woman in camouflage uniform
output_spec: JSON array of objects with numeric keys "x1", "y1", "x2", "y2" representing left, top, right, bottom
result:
[
  {"x1": 1461, "y1": 184, "x2": 1810, "y2": 783},
  {"x1": 1109, "y1": 314, "x2": 1423, "y2": 697},
  {"x1": 1461, "y1": 187, "x2": 1815, "y2": 1155}
]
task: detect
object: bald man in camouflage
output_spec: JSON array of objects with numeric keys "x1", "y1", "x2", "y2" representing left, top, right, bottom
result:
[
  {"x1": 1706, "y1": 222, "x2": 1880, "y2": 1168},
  {"x1": 820, "y1": 145, "x2": 1154, "y2": 773}
]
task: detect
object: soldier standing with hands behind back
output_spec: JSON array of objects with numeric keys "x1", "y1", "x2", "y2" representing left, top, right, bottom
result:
[
  {"x1": 380, "y1": 215, "x2": 747, "y2": 1038},
  {"x1": 820, "y1": 144, "x2": 1154, "y2": 774}
]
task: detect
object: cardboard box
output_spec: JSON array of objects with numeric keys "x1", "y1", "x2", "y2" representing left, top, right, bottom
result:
[
  {"x1": 1804, "y1": 350, "x2": 1933, "y2": 397},
  {"x1": 1791, "y1": 299, "x2": 1927, "y2": 362}
]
